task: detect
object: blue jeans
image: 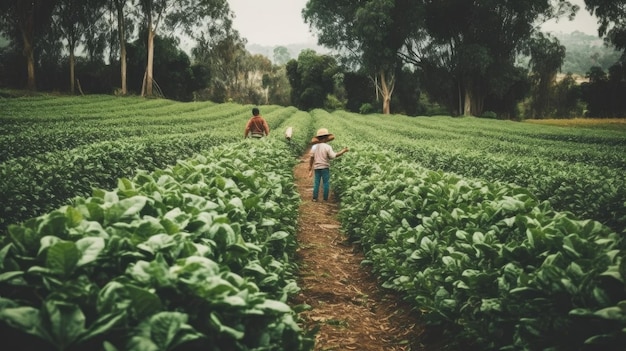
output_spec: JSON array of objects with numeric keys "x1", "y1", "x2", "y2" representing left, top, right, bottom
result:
[{"x1": 313, "y1": 168, "x2": 330, "y2": 201}]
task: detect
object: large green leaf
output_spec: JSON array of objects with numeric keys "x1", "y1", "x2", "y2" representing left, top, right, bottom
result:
[
  {"x1": 46, "y1": 241, "x2": 80, "y2": 277},
  {"x1": 105, "y1": 196, "x2": 149, "y2": 224},
  {"x1": 128, "y1": 312, "x2": 204, "y2": 351}
]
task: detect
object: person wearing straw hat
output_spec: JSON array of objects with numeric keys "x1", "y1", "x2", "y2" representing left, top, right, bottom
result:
[
  {"x1": 244, "y1": 107, "x2": 270, "y2": 138},
  {"x1": 308, "y1": 128, "x2": 349, "y2": 202}
]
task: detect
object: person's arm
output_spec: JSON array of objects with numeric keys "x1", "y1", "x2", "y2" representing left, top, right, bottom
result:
[{"x1": 336, "y1": 147, "x2": 349, "y2": 157}]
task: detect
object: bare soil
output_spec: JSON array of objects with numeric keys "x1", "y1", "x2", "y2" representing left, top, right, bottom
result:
[{"x1": 290, "y1": 149, "x2": 441, "y2": 351}]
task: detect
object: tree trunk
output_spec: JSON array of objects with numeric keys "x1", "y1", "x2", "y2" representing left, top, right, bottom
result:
[
  {"x1": 457, "y1": 81, "x2": 462, "y2": 116},
  {"x1": 463, "y1": 83, "x2": 485, "y2": 116},
  {"x1": 70, "y1": 50, "x2": 75, "y2": 94},
  {"x1": 116, "y1": 1, "x2": 127, "y2": 95},
  {"x1": 464, "y1": 89, "x2": 472, "y2": 116},
  {"x1": 18, "y1": 1, "x2": 36, "y2": 91},
  {"x1": 69, "y1": 42, "x2": 76, "y2": 95},
  {"x1": 22, "y1": 32, "x2": 36, "y2": 91},
  {"x1": 144, "y1": 27, "x2": 155, "y2": 96},
  {"x1": 379, "y1": 70, "x2": 395, "y2": 115},
  {"x1": 382, "y1": 95, "x2": 391, "y2": 114}
]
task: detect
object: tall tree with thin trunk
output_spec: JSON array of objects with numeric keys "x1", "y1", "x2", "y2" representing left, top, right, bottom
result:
[
  {"x1": 112, "y1": 0, "x2": 130, "y2": 94},
  {"x1": 303, "y1": 0, "x2": 422, "y2": 114},
  {"x1": 526, "y1": 32, "x2": 566, "y2": 118},
  {"x1": 54, "y1": 0, "x2": 107, "y2": 94},
  {"x1": 192, "y1": 28, "x2": 247, "y2": 101},
  {"x1": 137, "y1": 0, "x2": 232, "y2": 97},
  {"x1": 0, "y1": 0, "x2": 58, "y2": 91}
]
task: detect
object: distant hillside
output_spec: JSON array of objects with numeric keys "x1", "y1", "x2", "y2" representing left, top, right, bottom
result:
[
  {"x1": 246, "y1": 41, "x2": 331, "y2": 63},
  {"x1": 553, "y1": 31, "x2": 621, "y2": 75}
]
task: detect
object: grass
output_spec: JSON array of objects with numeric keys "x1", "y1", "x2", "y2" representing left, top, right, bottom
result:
[{"x1": 524, "y1": 118, "x2": 626, "y2": 131}]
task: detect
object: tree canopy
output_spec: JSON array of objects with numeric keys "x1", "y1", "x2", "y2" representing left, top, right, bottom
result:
[
  {"x1": 583, "y1": 0, "x2": 626, "y2": 50},
  {"x1": 303, "y1": 0, "x2": 422, "y2": 114},
  {"x1": 0, "y1": 0, "x2": 59, "y2": 90},
  {"x1": 303, "y1": 0, "x2": 579, "y2": 117}
]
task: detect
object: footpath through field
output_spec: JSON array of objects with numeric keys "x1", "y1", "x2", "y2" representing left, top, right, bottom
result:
[{"x1": 290, "y1": 148, "x2": 435, "y2": 351}]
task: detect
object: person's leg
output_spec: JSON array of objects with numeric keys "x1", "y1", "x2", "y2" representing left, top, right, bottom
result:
[
  {"x1": 321, "y1": 168, "x2": 330, "y2": 201},
  {"x1": 313, "y1": 169, "x2": 322, "y2": 201}
]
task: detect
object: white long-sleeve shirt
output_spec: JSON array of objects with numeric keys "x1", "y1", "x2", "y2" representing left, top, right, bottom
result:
[{"x1": 310, "y1": 143, "x2": 337, "y2": 169}]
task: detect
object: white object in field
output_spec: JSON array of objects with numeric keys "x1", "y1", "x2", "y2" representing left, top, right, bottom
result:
[{"x1": 285, "y1": 127, "x2": 293, "y2": 140}]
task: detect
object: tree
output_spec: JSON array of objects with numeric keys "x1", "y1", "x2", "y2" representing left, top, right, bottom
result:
[
  {"x1": 137, "y1": 0, "x2": 232, "y2": 97},
  {"x1": 53, "y1": 0, "x2": 107, "y2": 94},
  {"x1": 393, "y1": 67, "x2": 422, "y2": 116},
  {"x1": 192, "y1": 28, "x2": 248, "y2": 102},
  {"x1": 553, "y1": 73, "x2": 583, "y2": 118},
  {"x1": 243, "y1": 54, "x2": 272, "y2": 104},
  {"x1": 285, "y1": 59, "x2": 302, "y2": 107},
  {"x1": 111, "y1": 0, "x2": 133, "y2": 95},
  {"x1": 343, "y1": 71, "x2": 376, "y2": 113},
  {"x1": 525, "y1": 32, "x2": 566, "y2": 118},
  {"x1": 265, "y1": 65, "x2": 291, "y2": 106},
  {"x1": 303, "y1": 0, "x2": 422, "y2": 114},
  {"x1": 581, "y1": 62, "x2": 626, "y2": 117},
  {"x1": 419, "y1": 0, "x2": 577, "y2": 116},
  {"x1": 126, "y1": 32, "x2": 196, "y2": 99},
  {"x1": 0, "y1": 0, "x2": 58, "y2": 91},
  {"x1": 285, "y1": 49, "x2": 341, "y2": 111},
  {"x1": 583, "y1": 0, "x2": 626, "y2": 50},
  {"x1": 193, "y1": 27, "x2": 277, "y2": 104},
  {"x1": 273, "y1": 46, "x2": 291, "y2": 65}
]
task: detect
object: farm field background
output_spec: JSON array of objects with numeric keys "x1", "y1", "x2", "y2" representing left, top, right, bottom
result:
[
  {"x1": 2, "y1": 94, "x2": 625, "y2": 235},
  {"x1": 1, "y1": 94, "x2": 625, "y2": 350},
  {"x1": 525, "y1": 118, "x2": 626, "y2": 130}
]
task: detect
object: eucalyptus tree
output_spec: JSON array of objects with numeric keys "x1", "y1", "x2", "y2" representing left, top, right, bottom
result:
[
  {"x1": 243, "y1": 54, "x2": 273, "y2": 104},
  {"x1": 192, "y1": 28, "x2": 248, "y2": 102},
  {"x1": 0, "y1": 0, "x2": 58, "y2": 91},
  {"x1": 273, "y1": 46, "x2": 291, "y2": 66},
  {"x1": 420, "y1": 0, "x2": 577, "y2": 116},
  {"x1": 82, "y1": 2, "x2": 111, "y2": 63},
  {"x1": 111, "y1": 0, "x2": 134, "y2": 95},
  {"x1": 53, "y1": 0, "x2": 108, "y2": 94},
  {"x1": 265, "y1": 65, "x2": 291, "y2": 106},
  {"x1": 303, "y1": 0, "x2": 422, "y2": 114},
  {"x1": 136, "y1": 0, "x2": 232, "y2": 97},
  {"x1": 191, "y1": 13, "x2": 276, "y2": 104},
  {"x1": 526, "y1": 32, "x2": 567, "y2": 118},
  {"x1": 583, "y1": 0, "x2": 626, "y2": 51},
  {"x1": 286, "y1": 49, "x2": 341, "y2": 110}
]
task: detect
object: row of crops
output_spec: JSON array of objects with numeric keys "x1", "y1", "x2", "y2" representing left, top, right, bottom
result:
[
  {"x1": 1, "y1": 95, "x2": 625, "y2": 350},
  {"x1": 308, "y1": 109, "x2": 626, "y2": 350},
  {"x1": 0, "y1": 96, "x2": 316, "y2": 351}
]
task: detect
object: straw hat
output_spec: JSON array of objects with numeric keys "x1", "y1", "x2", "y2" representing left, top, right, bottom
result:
[{"x1": 311, "y1": 128, "x2": 335, "y2": 143}]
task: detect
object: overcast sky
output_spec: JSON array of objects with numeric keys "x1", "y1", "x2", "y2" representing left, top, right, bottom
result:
[
  {"x1": 228, "y1": 0, "x2": 316, "y2": 46},
  {"x1": 227, "y1": 0, "x2": 600, "y2": 47},
  {"x1": 541, "y1": 0, "x2": 599, "y2": 36}
]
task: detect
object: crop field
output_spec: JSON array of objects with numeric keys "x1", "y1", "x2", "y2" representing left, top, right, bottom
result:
[
  {"x1": 1, "y1": 94, "x2": 625, "y2": 350},
  {"x1": 526, "y1": 117, "x2": 626, "y2": 130}
]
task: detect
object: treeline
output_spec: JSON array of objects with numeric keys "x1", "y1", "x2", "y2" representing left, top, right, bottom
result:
[
  {"x1": 1, "y1": 0, "x2": 626, "y2": 119},
  {"x1": 0, "y1": 0, "x2": 289, "y2": 105}
]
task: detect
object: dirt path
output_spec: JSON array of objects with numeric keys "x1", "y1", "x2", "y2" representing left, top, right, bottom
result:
[{"x1": 290, "y1": 150, "x2": 430, "y2": 351}]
